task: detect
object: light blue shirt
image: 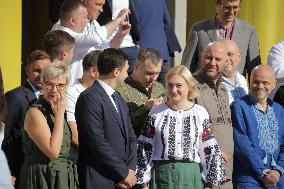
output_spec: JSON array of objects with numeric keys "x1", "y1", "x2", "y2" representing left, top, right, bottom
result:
[{"x1": 222, "y1": 72, "x2": 248, "y2": 104}]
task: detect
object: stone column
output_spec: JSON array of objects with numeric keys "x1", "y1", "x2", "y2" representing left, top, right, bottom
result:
[{"x1": 168, "y1": 0, "x2": 187, "y2": 66}]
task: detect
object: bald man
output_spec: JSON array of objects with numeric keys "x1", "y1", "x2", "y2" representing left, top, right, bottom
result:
[
  {"x1": 193, "y1": 41, "x2": 232, "y2": 188},
  {"x1": 222, "y1": 40, "x2": 248, "y2": 104},
  {"x1": 232, "y1": 64, "x2": 284, "y2": 188}
]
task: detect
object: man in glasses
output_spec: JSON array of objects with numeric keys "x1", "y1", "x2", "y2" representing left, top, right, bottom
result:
[{"x1": 182, "y1": 0, "x2": 261, "y2": 81}]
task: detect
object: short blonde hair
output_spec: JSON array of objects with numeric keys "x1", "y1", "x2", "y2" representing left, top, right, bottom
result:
[
  {"x1": 41, "y1": 61, "x2": 70, "y2": 85},
  {"x1": 166, "y1": 65, "x2": 199, "y2": 100}
]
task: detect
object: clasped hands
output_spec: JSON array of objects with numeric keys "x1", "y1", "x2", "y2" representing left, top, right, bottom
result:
[
  {"x1": 116, "y1": 169, "x2": 137, "y2": 189},
  {"x1": 261, "y1": 169, "x2": 280, "y2": 188}
]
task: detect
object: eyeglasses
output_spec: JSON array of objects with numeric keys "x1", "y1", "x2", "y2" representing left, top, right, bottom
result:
[
  {"x1": 220, "y1": 4, "x2": 240, "y2": 12},
  {"x1": 44, "y1": 82, "x2": 66, "y2": 91}
]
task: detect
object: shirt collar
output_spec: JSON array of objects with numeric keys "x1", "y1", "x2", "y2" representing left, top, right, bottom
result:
[
  {"x1": 27, "y1": 79, "x2": 41, "y2": 98},
  {"x1": 97, "y1": 79, "x2": 115, "y2": 97}
]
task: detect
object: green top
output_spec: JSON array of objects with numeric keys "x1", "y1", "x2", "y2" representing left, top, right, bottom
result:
[
  {"x1": 18, "y1": 96, "x2": 78, "y2": 189},
  {"x1": 117, "y1": 77, "x2": 165, "y2": 136}
]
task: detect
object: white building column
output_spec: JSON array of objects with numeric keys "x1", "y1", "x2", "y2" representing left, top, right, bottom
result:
[{"x1": 168, "y1": 0, "x2": 187, "y2": 66}]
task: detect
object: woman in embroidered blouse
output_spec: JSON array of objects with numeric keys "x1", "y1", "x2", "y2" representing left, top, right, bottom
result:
[{"x1": 136, "y1": 65, "x2": 226, "y2": 189}]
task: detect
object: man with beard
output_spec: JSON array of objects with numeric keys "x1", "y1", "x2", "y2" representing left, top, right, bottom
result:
[
  {"x1": 193, "y1": 41, "x2": 232, "y2": 188},
  {"x1": 117, "y1": 48, "x2": 165, "y2": 137},
  {"x1": 1, "y1": 50, "x2": 52, "y2": 187},
  {"x1": 182, "y1": 0, "x2": 260, "y2": 81}
]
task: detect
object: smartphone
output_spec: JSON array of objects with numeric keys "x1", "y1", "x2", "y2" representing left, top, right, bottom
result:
[{"x1": 124, "y1": 14, "x2": 129, "y2": 22}]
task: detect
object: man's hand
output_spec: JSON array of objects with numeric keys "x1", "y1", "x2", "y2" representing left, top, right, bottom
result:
[
  {"x1": 117, "y1": 22, "x2": 131, "y2": 38},
  {"x1": 116, "y1": 9, "x2": 130, "y2": 23},
  {"x1": 262, "y1": 169, "x2": 280, "y2": 188},
  {"x1": 117, "y1": 169, "x2": 137, "y2": 189},
  {"x1": 11, "y1": 176, "x2": 16, "y2": 186},
  {"x1": 145, "y1": 97, "x2": 163, "y2": 109},
  {"x1": 221, "y1": 151, "x2": 231, "y2": 164}
]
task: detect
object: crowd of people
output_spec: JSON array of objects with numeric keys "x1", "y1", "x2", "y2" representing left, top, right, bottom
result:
[{"x1": 1, "y1": 0, "x2": 284, "y2": 189}]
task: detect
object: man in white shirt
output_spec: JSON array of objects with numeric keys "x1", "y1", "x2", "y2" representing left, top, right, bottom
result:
[
  {"x1": 53, "y1": 0, "x2": 131, "y2": 84},
  {"x1": 267, "y1": 40, "x2": 284, "y2": 99},
  {"x1": 97, "y1": 0, "x2": 140, "y2": 73},
  {"x1": 43, "y1": 30, "x2": 75, "y2": 65},
  {"x1": 66, "y1": 50, "x2": 100, "y2": 161}
]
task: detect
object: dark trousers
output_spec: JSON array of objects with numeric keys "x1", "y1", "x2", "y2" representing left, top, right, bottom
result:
[{"x1": 121, "y1": 46, "x2": 139, "y2": 74}]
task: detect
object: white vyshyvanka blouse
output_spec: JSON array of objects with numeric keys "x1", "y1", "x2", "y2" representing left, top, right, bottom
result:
[{"x1": 136, "y1": 103, "x2": 226, "y2": 187}]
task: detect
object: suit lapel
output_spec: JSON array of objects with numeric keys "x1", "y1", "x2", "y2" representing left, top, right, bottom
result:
[
  {"x1": 206, "y1": 18, "x2": 218, "y2": 42},
  {"x1": 117, "y1": 96, "x2": 128, "y2": 140},
  {"x1": 232, "y1": 18, "x2": 242, "y2": 42},
  {"x1": 23, "y1": 82, "x2": 37, "y2": 104},
  {"x1": 107, "y1": 0, "x2": 112, "y2": 10},
  {"x1": 94, "y1": 82, "x2": 126, "y2": 137}
]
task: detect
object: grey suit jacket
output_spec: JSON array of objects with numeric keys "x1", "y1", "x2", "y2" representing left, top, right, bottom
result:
[{"x1": 181, "y1": 18, "x2": 261, "y2": 79}]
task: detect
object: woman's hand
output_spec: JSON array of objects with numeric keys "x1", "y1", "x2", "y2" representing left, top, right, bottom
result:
[{"x1": 50, "y1": 91, "x2": 66, "y2": 116}]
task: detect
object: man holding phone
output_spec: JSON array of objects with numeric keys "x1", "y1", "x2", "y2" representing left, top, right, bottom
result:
[
  {"x1": 97, "y1": 0, "x2": 140, "y2": 74},
  {"x1": 117, "y1": 48, "x2": 165, "y2": 137}
]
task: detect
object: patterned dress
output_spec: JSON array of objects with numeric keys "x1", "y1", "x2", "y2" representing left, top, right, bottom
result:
[
  {"x1": 136, "y1": 103, "x2": 226, "y2": 188},
  {"x1": 18, "y1": 96, "x2": 78, "y2": 189}
]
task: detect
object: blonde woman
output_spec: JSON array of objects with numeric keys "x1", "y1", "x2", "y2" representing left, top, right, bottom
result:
[
  {"x1": 136, "y1": 65, "x2": 226, "y2": 189},
  {"x1": 19, "y1": 62, "x2": 78, "y2": 189}
]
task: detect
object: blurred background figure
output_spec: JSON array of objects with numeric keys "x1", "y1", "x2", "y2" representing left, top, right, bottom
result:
[
  {"x1": 222, "y1": 40, "x2": 248, "y2": 104},
  {"x1": 0, "y1": 67, "x2": 14, "y2": 189},
  {"x1": 267, "y1": 40, "x2": 284, "y2": 101},
  {"x1": 133, "y1": 0, "x2": 181, "y2": 85}
]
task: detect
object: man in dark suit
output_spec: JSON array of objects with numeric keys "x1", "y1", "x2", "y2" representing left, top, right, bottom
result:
[
  {"x1": 1, "y1": 50, "x2": 52, "y2": 187},
  {"x1": 97, "y1": 0, "x2": 140, "y2": 73},
  {"x1": 76, "y1": 48, "x2": 137, "y2": 189},
  {"x1": 133, "y1": 0, "x2": 181, "y2": 85}
]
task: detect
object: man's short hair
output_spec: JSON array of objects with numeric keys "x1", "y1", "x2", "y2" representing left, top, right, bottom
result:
[
  {"x1": 60, "y1": 0, "x2": 86, "y2": 24},
  {"x1": 136, "y1": 48, "x2": 162, "y2": 65},
  {"x1": 27, "y1": 50, "x2": 52, "y2": 66},
  {"x1": 43, "y1": 30, "x2": 75, "y2": 60},
  {"x1": 82, "y1": 50, "x2": 101, "y2": 71},
  {"x1": 97, "y1": 48, "x2": 128, "y2": 75}
]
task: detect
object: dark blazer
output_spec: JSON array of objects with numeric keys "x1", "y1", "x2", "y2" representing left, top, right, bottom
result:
[
  {"x1": 1, "y1": 82, "x2": 36, "y2": 179},
  {"x1": 133, "y1": 0, "x2": 181, "y2": 60},
  {"x1": 76, "y1": 81, "x2": 137, "y2": 189},
  {"x1": 181, "y1": 18, "x2": 261, "y2": 79},
  {"x1": 97, "y1": 0, "x2": 139, "y2": 44}
]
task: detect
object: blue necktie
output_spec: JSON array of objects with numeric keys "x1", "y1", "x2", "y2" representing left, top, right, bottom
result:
[{"x1": 111, "y1": 92, "x2": 121, "y2": 116}]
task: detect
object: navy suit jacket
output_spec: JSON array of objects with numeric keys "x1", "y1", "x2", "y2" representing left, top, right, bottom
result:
[
  {"x1": 76, "y1": 81, "x2": 137, "y2": 189},
  {"x1": 97, "y1": 0, "x2": 139, "y2": 44},
  {"x1": 133, "y1": 0, "x2": 181, "y2": 61},
  {"x1": 2, "y1": 82, "x2": 36, "y2": 178}
]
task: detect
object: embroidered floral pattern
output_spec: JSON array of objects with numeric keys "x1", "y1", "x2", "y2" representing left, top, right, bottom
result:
[{"x1": 252, "y1": 106, "x2": 279, "y2": 154}]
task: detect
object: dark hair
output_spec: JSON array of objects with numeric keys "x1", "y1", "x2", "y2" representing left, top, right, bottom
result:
[
  {"x1": 0, "y1": 68, "x2": 6, "y2": 130},
  {"x1": 43, "y1": 30, "x2": 75, "y2": 60},
  {"x1": 136, "y1": 48, "x2": 162, "y2": 65},
  {"x1": 97, "y1": 48, "x2": 128, "y2": 75},
  {"x1": 27, "y1": 50, "x2": 52, "y2": 66},
  {"x1": 60, "y1": 0, "x2": 86, "y2": 25},
  {"x1": 82, "y1": 50, "x2": 101, "y2": 71}
]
